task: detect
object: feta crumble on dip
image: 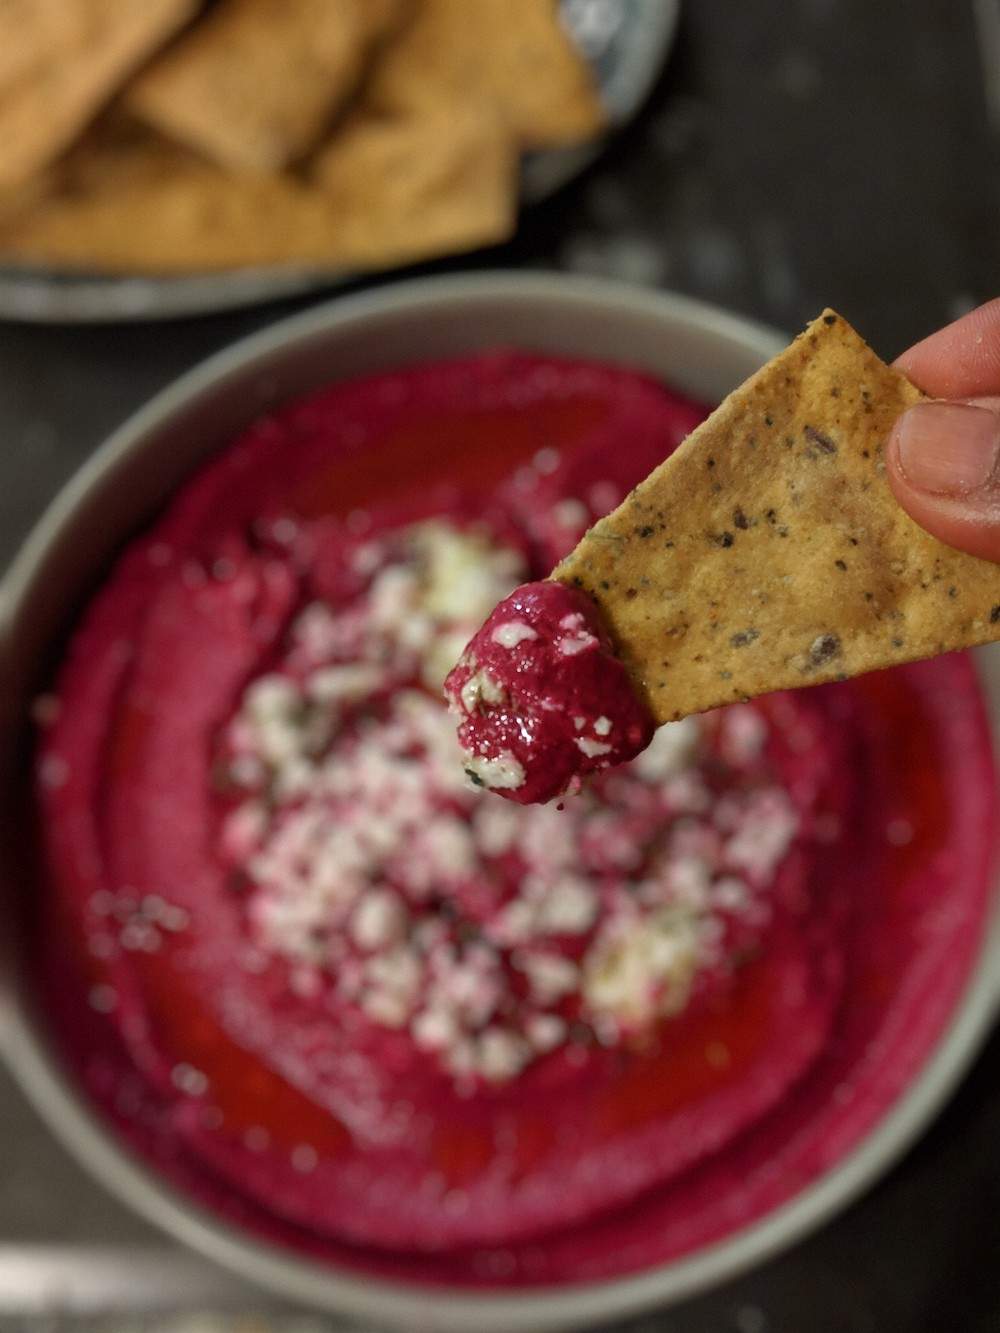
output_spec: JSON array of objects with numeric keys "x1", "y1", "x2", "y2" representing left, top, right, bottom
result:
[{"x1": 33, "y1": 350, "x2": 997, "y2": 1273}]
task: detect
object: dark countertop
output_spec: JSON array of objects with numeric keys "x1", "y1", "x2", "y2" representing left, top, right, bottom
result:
[{"x1": 2, "y1": 2, "x2": 999, "y2": 1330}]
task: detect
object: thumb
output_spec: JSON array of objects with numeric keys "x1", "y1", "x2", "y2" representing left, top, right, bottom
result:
[{"x1": 886, "y1": 398, "x2": 1000, "y2": 563}]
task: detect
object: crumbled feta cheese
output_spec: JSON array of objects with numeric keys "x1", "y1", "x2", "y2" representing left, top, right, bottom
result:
[
  {"x1": 712, "y1": 876, "x2": 750, "y2": 912},
  {"x1": 723, "y1": 789, "x2": 799, "y2": 880},
  {"x1": 361, "y1": 978, "x2": 415, "y2": 1029},
  {"x1": 369, "y1": 564, "x2": 420, "y2": 631},
  {"x1": 464, "y1": 752, "x2": 526, "y2": 791},
  {"x1": 308, "y1": 663, "x2": 384, "y2": 703},
  {"x1": 525, "y1": 1012, "x2": 567, "y2": 1052},
  {"x1": 666, "y1": 854, "x2": 712, "y2": 908},
  {"x1": 412, "y1": 1006, "x2": 461, "y2": 1052},
  {"x1": 584, "y1": 908, "x2": 700, "y2": 1027},
  {"x1": 559, "y1": 633, "x2": 598, "y2": 656},
  {"x1": 633, "y1": 717, "x2": 700, "y2": 781},
  {"x1": 536, "y1": 877, "x2": 598, "y2": 934},
  {"x1": 229, "y1": 753, "x2": 266, "y2": 788},
  {"x1": 171, "y1": 1062, "x2": 208, "y2": 1097},
  {"x1": 351, "y1": 890, "x2": 407, "y2": 950},
  {"x1": 593, "y1": 716, "x2": 612, "y2": 737},
  {"x1": 490, "y1": 898, "x2": 535, "y2": 946},
  {"x1": 575, "y1": 736, "x2": 612, "y2": 758},
  {"x1": 220, "y1": 802, "x2": 268, "y2": 862},
  {"x1": 476, "y1": 1027, "x2": 532, "y2": 1082},
  {"x1": 241, "y1": 674, "x2": 303, "y2": 766},
  {"x1": 459, "y1": 668, "x2": 507, "y2": 714},
  {"x1": 424, "y1": 627, "x2": 473, "y2": 691},
  {"x1": 352, "y1": 542, "x2": 383, "y2": 576},
  {"x1": 362, "y1": 943, "x2": 421, "y2": 1023},
  {"x1": 720, "y1": 705, "x2": 768, "y2": 763},
  {"x1": 244, "y1": 674, "x2": 299, "y2": 719},
  {"x1": 415, "y1": 522, "x2": 521, "y2": 624},
  {"x1": 472, "y1": 802, "x2": 521, "y2": 857},
  {"x1": 517, "y1": 951, "x2": 579, "y2": 1004},
  {"x1": 490, "y1": 620, "x2": 539, "y2": 649}
]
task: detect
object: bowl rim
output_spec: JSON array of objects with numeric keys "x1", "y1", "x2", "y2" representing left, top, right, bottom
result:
[{"x1": 1, "y1": 271, "x2": 997, "y2": 1332}]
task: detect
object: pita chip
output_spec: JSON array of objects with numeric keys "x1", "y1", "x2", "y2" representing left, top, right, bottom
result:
[
  {"x1": 128, "y1": 0, "x2": 383, "y2": 172},
  {"x1": 0, "y1": 103, "x2": 517, "y2": 273},
  {"x1": 311, "y1": 105, "x2": 519, "y2": 267},
  {"x1": 365, "y1": 0, "x2": 606, "y2": 150},
  {"x1": 0, "y1": 121, "x2": 339, "y2": 272},
  {"x1": 0, "y1": 0, "x2": 198, "y2": 189},
  {"x1": 554, "y1": 311, "x2": 1000, "y2": 723}
]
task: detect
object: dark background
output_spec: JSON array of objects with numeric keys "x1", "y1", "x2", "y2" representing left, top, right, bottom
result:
[{"x1": 2, "y1": 3, "x2": 999, "y2": 1329}]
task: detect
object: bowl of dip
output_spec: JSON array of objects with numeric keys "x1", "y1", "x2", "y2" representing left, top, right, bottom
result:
[{"x1": 0, "y1": 273, "x2": 997, "y2": 1331}]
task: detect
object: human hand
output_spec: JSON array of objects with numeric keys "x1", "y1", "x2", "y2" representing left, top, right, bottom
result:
[{"x1": 887, "y1": 299, "x2": 1000, "y2": 563}]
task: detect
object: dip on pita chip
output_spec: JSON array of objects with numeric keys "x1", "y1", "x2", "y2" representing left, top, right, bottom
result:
[
  {"x1": 365, "y1": 0, "x2": 606, "y2": 150},
  {"x1": 128, "y1": 0, "x2": 383, "y2": 173},
  {"x1": 0, "y1": 0, "x2": 197, "y2": 189},
  {"x1": 555, "y1": 310, "x2": 1000, "y2": 724},
  {"x1": 445, "y1": 311, "x2": 1000, "y2": 804}
]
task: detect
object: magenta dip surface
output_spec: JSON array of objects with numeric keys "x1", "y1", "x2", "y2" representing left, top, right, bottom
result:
[{"x1": 28, "y1": 349, "x2": 998, "y2": 1288}]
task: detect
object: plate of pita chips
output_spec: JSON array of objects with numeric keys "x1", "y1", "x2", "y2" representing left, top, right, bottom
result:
[
  {"x1": 0, "y1": 0, "x2": 678, "y2": 320},
  {"x1": 555, "y1": 309, "x2": 1000, "y2": 721}
]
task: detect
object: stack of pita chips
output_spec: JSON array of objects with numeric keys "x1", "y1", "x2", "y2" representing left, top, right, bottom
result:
[{"x1": 0, "y1": 0, "x2": 605, "y2": 273}]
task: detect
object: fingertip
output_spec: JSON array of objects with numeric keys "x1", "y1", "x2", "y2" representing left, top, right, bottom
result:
[
  {"x1": 885, "y1": 458, "x2": 1000, "y2": 565},
  {"x1": 884, "y1": 399, "x2": 1000, "y2": 561},
  {"x1": 894, "y1": 298, "x2": 1000, "y2": 398}
]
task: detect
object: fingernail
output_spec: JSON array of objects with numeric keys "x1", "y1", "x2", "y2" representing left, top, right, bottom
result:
[{"x1": 895, "y1": 402, "x2": 1000, "y2": 495}]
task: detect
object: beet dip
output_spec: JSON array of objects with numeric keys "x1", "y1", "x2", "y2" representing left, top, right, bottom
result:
[
  {"x1": 33, "y1": 352, "x2": 996, "y2": 1284},
  {"x1": 445, "y1": 579, "x2": 654, "y2": 803}
]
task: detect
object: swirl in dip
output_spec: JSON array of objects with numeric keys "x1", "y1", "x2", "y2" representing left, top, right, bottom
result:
[{"x1": 33, "y1": 353, "x2": 996, "y2": 1281}]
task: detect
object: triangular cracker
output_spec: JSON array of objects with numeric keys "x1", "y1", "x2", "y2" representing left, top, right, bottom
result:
[
  {"x1": 554, "y1": 310, "x2": 1000, "y2": 723},
  {"x1": 364, "y1": 0, "x2": 606, "y2": 150},
  {"x1": 127, "y1": 0, "x2": 383, "y2": 173},
  {"x1": 0, "y1": 106, "x2": 516, "y2": 273},
  {"x1": 0, "y1": 0, "x2": 197, "y2": 189}
]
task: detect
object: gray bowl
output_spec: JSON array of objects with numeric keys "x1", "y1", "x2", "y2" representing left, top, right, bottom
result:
[{"x1": 0, "y1": 273, "x2": 997, "y2": 1332}]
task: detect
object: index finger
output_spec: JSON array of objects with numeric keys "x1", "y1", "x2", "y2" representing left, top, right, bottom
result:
[{"x1": 894, "y1": 297, "x2": 1000, "y2": 398}]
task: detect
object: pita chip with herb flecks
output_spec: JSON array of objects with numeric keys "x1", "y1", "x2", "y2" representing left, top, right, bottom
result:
[{"x1": 554, "y1": 310, "x2": 1000, "y2": 723}]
